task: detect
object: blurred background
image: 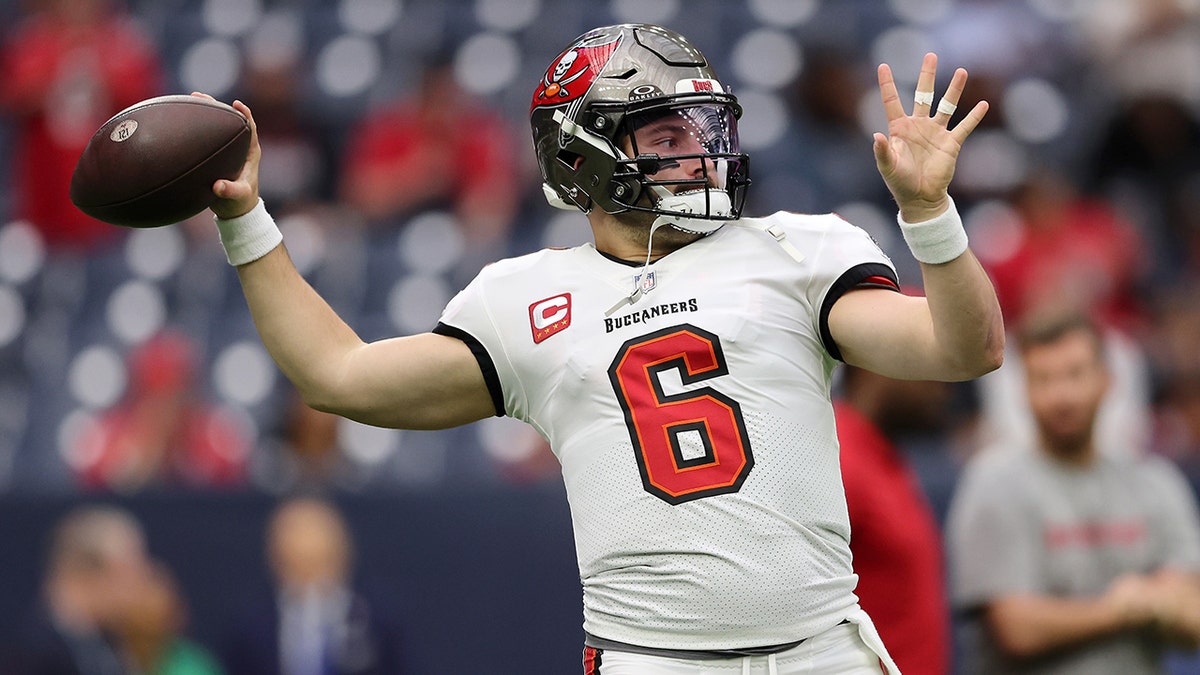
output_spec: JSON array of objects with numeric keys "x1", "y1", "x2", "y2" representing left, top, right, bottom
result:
[{"x1": 0, "y1": 0, "x2": 1198, "y2": 673}]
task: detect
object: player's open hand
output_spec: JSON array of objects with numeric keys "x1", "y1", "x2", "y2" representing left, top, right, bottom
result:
[
  {"x1": 191, "y1": 92, "x2": 262, "y2": 219},
  {"x1": 873, "y1": 53, "x2": 987, "y2": 223}
]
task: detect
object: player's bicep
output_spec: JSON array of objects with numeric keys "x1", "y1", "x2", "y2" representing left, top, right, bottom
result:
[
  {"x1": 327, "y1": 332, "x2": 498, "y2": 430},
  {"x1": 828, "y1": 288, "x2": 945, "y2": 379}
]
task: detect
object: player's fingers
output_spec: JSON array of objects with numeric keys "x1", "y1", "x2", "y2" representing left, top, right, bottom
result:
[
  {"x1": 231, "y1": 99, "x2": 255, "y2": 130},
  {"x1": 933, "y1": 67, "x2": 968, "y2": 126},
  {"x1": 914, "y1": 53, "x2": 937, "y2": 117},
  {"x1": 230, "y1": 100, "x2": 260, "y2": 156},
  {"x1": 190, "y1": 91, "x2": 217, "y2": 101},
  {"x1": 871, "y1": 132, "x2": 892, "y2": 172},
  {"x1": 213, "y1": 176, "x2": 254, "y2": 199},
  {"x1": 950, "y1": 100, "x2": 989, "y2": 144},
  {"x1": 213, "y1": 179, "x2": 238, "y2": 199},
  {"x1": 877, "y1": 64, "x2": 906, "y2": 121}
]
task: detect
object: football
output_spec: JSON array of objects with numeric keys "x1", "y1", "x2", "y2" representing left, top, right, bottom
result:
[{"x1": 70, "y1": 94, "x2": 251, "y2": 228}]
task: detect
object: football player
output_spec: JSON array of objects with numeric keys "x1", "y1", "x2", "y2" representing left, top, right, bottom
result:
[{"x1": 205, "y1": 23, "x2": 1002, "y2": 675}]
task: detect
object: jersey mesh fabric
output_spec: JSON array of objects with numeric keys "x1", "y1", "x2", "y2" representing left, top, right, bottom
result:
[{"x1": 438, "y1": 212, "x2": 897, "y2": 650}]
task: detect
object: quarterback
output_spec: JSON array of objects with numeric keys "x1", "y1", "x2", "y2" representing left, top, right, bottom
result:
[{"x1": 204, "y1": 24, "x2": 1002, "y2": 675}]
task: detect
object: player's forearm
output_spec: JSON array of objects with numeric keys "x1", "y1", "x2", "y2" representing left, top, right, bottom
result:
[
  {"x1": 985, "y1": 594, "x2": 1131, "y2": 659},
  {"x1": 212, "y1": 191, "x2": 367, "y2": 412},
  {"x1": 918, "y1": 247, "x2": 1005, "y2": 380},
  {"x1": 234, "y1": 244, "x2": 368, "y2": 412},
  {"x1": 886, "y1": 195, "x2": 1004, "y2": 380},
  {"x1": 214, "y1": 194, "x2": 495, "y2": 429},
  {"x1": 236, "y1": 250, "x2": 496, "y2": 428}
]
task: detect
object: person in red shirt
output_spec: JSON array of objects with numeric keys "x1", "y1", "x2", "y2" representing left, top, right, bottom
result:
[
  {"x1": 73, "y1": 330, "x2": 250, "y2": 491},
  {"x1": 836, "y1": 365, "x2": 954, "y2": 675},
  {"x1": 979, "y1": 169, "x2": 1147, "y2": 334},
  {"x1": 338, "y1": 59, "x2": 523, "y2": 253},
  {"x1": 0, "y1": 0, "x2": 162, "y2": 249}
]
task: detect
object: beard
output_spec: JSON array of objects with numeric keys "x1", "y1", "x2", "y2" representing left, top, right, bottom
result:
[
  {"x1": 612, "y1": 208, "x2": 707, "y2": 254},
  {"x1": 1035, "y1": 413, "x2": 1097, "y2": 461}
]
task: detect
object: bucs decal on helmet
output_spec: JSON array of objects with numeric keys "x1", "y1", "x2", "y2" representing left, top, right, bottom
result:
[{"x1": 531, "y1": 34, "x2": 622, "y2": 112}]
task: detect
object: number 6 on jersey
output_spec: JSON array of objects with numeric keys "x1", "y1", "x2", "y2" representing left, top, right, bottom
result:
[{"x1": 607, "y1": 325, "x2": 754, "y2": 505}]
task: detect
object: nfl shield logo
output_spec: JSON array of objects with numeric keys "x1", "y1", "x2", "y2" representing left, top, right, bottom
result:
[{"x1": 635, "y1": 270, "x2": 656, "y2": 294}]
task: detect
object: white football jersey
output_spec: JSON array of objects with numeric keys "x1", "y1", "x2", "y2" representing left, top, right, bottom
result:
[{"x1": 436, "y1": 211, "x2": 898, "y2": 651}]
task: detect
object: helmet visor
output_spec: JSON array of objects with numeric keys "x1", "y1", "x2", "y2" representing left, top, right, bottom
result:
[
  {"x1": 624, "y1": 103, "x2": 741, "y2": 189},
  {"x1": 626, "y1": 103, "x2": 740, "y2": 153}
]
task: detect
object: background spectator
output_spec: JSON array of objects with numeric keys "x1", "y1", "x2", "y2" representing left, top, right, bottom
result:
[
  {"x1": 221, "y1": 497, "x2": 405, "y2": 675},
  {"x1": 947, "y1": 313, "x2": 1200, "y2": 674},
  {"x1": 70, "y1": 330, "x2": 251, "y2": 492},
  {"x1": 978, "y1": 169, "x2": 1148, "y2": 333},
  {"x1": 973, "y1": 169, "x2": 1154, "y2": 461},
  {"x1": 338, "y1": 57, "x2": 524, "y2": 260},
  {"x1": 116, "y1": 561, "x2": 225, "y2": 675},
  {"x1": 8, "y1": 505, "x2": 151, "y2": 675},
  {"x1": 251, "y1": 389, "x2": 348, "y2": 493},
  {"x1": 0, "y1": 0, "x2": 162, "y2": 250},
  {"x1": 835, "y1": 366, "x2": 954, "y2": 675}
]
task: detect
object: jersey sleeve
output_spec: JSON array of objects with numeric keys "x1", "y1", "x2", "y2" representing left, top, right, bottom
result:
[
  {"x1": 799, "y1": 214, "x2": 900, "y2": 361},
  {"x1": 432, "y1": 274, "x2": 510, "y2": 418}
]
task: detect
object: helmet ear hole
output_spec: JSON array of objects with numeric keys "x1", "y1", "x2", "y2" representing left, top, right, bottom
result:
[{"x1": 556, "y1": 150, "x2": 585, "y2": 172}]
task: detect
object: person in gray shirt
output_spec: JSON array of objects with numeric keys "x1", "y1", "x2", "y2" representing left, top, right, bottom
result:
[{"x1": 947, "y1": 313, "x2": 1200, "y2": 674}]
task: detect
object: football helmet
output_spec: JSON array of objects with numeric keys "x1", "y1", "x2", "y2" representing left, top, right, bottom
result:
[{"x1": 530, "y1": 24, "x2": 750, "y2": 234}]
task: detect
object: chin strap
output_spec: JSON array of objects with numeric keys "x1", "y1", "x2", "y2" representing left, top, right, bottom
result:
[
  {"x1": 648, "y1": 187, "x2": 732, "y2": 235},
  {"x1": 604, "y1": 219, "x2": 666, "y2": 317},
  {"x1": 605, "y1": 187, "x2": 732, "y2": 317}
]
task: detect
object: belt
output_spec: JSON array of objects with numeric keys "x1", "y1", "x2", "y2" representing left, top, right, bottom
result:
[{"x1": 584, "y1": 619, "x2": 852, "y2": 661}]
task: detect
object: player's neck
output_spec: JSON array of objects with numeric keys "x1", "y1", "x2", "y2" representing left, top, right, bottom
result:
[{"x1": 588, "y1": 211, "x2": 701, "y2": 263}]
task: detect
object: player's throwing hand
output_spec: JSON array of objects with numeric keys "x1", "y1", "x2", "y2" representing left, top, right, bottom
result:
[{"x1": 190, "y1": 92, "x2": 262, "y2": 220}]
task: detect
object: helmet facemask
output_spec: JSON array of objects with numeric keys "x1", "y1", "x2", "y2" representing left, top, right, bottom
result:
[{"x1": 609, "y1": 100, "x2": 749, "y2": 234}]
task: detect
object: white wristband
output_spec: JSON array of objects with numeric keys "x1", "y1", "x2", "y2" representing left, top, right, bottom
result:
[
  {"x1": 213, "y1": 198, "x2": 282, "y2": 266},
  {"x1": 897, "y1": 197, "x2": 969, "y2": 264}
]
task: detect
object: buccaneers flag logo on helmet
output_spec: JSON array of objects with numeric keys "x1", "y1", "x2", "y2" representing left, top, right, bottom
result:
[{"x1": 530, "y1": 34, "x2": 621, "y2": 112}]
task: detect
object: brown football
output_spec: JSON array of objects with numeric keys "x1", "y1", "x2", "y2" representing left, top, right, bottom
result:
[{"x1": 70, "y1": 95, "x2": 251, "y2": 228}]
